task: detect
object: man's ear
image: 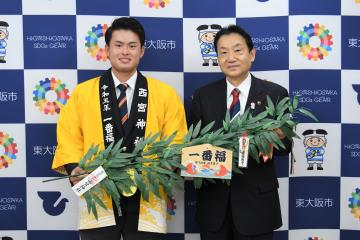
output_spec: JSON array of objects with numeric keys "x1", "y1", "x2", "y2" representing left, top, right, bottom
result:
[
  {"x1": 105, "y1": 44, "x2": 110, "y2": 59},
  {"x1": 250, "y1": 47, "x2": 256, "y2": 63},
  {"x1": 140, "y1": 45, "x2": 145, "y2": 59}
]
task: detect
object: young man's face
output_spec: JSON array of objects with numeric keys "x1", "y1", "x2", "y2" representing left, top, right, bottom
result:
[
  {"x1": 216, "y1": 33, "x2": 256, "y2": 81},
  {"x1": 105, "y1": 29, "x2": 145, "y2": 75}
]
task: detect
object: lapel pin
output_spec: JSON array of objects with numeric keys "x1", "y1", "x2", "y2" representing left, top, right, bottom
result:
[
  {"x1": 257, "y1": 101, "x2": 261, "y2": 105},
  {"x1": 250, "y1": 102, "x2": 255, "y2": 109}
]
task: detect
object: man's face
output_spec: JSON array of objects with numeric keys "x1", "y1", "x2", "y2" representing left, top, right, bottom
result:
[
  {"x1": 0, "y1": 31, "x2": 6, "y2": 39},
  {"x1": 200, "y1": 32, "x2": 216, "y2": 43},
  {"x1": 105, "y1": 29, "x2": 144, "y2": 75},
  {"x1": 217, "y1": 33, "x2": 255, "y2": 81},
  {"x1": 306, "y1": 137, "x2": 325, "y2": 147}
]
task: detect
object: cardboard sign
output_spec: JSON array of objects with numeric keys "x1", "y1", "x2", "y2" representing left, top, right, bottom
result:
[{"x1": 181, "y1": 144, "x2": 232, "y2": 179}]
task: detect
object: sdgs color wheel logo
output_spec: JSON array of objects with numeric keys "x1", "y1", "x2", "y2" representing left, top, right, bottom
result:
[
  {"x1": 85, "y1": 24, "x2": 109, "y2": 62},
  {"x1": 0, "y1": 131, "x2": 18, "y2": 170},
  {"x1": 33, "y1": 77, "x2": 70, "y2": 115},
  {"x1": 306, "y1": 237, "x2": 324, "y2": 240},
  {"x1": 297, "y1": 23, "x2": 333, "y2": 61},
  {"x1": 349, "y1": 188, "x2": 360, "y2": 221},
  {"x1": 144, "y1": 0, "x2": 170, "y2": 9}
]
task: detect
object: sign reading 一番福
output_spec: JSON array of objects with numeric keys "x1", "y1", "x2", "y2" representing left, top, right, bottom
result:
[{"x1": 181, "y1": 144, "x2": 232, "y2": 179}]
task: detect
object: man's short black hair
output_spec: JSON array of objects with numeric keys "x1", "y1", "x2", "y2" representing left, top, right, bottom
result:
[
  {"x1": 214, "y1": 25, "x2": 254, "y2": 53},
  {"x1": 105, "y1": 17, "x2": 145, "y2": 47}
]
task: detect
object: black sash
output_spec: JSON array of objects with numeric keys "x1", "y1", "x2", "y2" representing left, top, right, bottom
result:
[{"x1": 99, "y1": 69, "x2": 149, "y2": 152}]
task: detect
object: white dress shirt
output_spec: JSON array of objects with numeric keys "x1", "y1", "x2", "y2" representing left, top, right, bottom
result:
[{"x1": 226, "y1": 72, "x2": 252, "y2": 118}]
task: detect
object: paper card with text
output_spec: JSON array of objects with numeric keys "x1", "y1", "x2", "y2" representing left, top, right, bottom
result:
[{"x1": 72, "y1": 166, "x2": 107, "y2": 197}]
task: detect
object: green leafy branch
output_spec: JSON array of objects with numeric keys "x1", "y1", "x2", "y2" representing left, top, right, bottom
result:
[
  {"x1": 188, "y1": 95, "x2": 317, "y2": 188},
  {"x1": 71, "y1": 95, "x2": 317, "y2": 219},
  {"x1": 77, "y1": 133, "x2": 186, "y2": 220}
]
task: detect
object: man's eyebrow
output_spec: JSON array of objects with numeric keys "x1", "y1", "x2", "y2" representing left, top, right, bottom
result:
[
  {"x1": 112, "y1": 40, "x2": 138, "y2": 44},
  {"x1": 219, "y1": 43, "x2": 242, "y2": 49}
]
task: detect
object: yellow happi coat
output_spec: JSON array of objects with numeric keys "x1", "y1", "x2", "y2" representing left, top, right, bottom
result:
[{"x1": 52, "y1": 74, "x2": 187, "y2": 233}]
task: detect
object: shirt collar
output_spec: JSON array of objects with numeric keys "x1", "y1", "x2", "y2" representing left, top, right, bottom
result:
[
  {"x1": 111, "y1": 70, "x2": 137, "y2": 90},
  {"x1": 226, "y1": 72, "x2": 252, "y2": 99}
]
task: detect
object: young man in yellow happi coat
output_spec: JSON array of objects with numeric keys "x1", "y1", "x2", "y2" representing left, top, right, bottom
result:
[{"x1": 52, "y1": 17, "x2": 187, "y2": 240}]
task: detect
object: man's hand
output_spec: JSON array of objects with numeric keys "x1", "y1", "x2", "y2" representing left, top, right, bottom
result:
[
  {"x1": 259, "y1": 144, "x2": 273, "y2": 163},
  {"x1": 274, "y1": 128, "x2": 286, "y2": 140},
  {"x1": 70, "y1": 166, "x2": 87, "y2": 185},
  {"x1": 258, "y1": 128, "x2": 286, "y2": 162}
]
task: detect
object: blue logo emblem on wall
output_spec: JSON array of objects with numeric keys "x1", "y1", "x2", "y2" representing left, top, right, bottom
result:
[
  {"x1": 257, "y1": 0, "x2": 270, "y2": 2},
  {"x1": 38, "y1": 191, "x2": 69, "y2": 216},
  {"x1": 353, "y1": 84, "x2": 360, "y2": 105}
]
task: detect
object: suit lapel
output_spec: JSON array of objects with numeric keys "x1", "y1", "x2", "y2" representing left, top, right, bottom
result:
[
  {"x1": 213, "y1": 79, "x2": 227, "y2": 123},
  {"x1": 245, "y1": 75, "x2": 265, "y2": 116}
]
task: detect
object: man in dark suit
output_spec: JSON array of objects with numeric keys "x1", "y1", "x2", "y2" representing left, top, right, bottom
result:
[{"x1": 189, "y1": 25, "x2": 292, "y2": 240}]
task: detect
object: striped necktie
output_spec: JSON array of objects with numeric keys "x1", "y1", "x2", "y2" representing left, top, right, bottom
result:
[
  {"x1": 117, "y1": 83, "x2": 128, "y2": 125},
  {"x1": 229, "y1": 88, "x2": 240, "y2": 119}
]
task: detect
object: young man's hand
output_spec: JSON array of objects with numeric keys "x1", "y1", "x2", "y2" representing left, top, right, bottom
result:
[{"x1": 70, "y1": 167, "x2": 87, "y2": 185}]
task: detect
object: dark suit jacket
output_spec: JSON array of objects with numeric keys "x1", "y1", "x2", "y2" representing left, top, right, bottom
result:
[{"x1": 188, "y1": 74, "x2": 291, "y2": 235}]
